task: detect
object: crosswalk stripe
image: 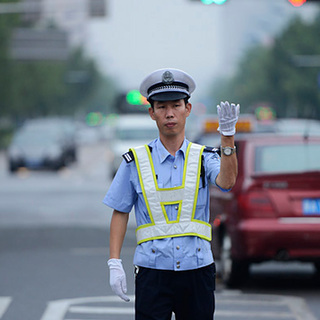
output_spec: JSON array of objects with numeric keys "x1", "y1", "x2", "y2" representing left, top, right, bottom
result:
[{"x1": 0, "y1": 297, "x2": 12, "y2": 318}]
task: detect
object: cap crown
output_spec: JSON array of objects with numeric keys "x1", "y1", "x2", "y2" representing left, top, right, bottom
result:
[{"x1": 140, "y1": 68, "x2": 196, "y2": 101}]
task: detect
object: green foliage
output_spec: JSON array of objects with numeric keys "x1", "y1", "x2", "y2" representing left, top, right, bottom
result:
[
  {"x1": 1, "y1": 48, "x2": 117, "y2": 120},
  {"x1": 0, "y1": 0, "x2": 19, "y2": 115},
  {"x1": 210, "y1": 12, "x2": 320, "y2": 119},
  {"x1": 0, "y1": 4, "x2": 118, "y2": 121}
]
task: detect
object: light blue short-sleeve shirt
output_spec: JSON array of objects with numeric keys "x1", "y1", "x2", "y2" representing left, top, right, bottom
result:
[{"x1": 104, "y1": 138, "x2": 224, "y2": 271}]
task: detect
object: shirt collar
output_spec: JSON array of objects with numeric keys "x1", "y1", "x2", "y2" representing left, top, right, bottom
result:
[{"x1": 155, "y1": 138, "x2": 188, "y2": 163}]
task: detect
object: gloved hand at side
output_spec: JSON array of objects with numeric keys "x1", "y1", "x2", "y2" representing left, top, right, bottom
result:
[
  {"x1": 107, "y1": 258, "x2": 130, "y2": 302},
  {"x1": 217, "y1": 101, "x2": 240, "y2": 136}
]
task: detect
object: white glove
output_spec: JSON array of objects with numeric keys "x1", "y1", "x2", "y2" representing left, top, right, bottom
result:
[
  {"x1": 107, "y1": 258, "x2": 130, "y2": 302},
  {"x1": 217, "y1": 101, "x2": 240, "y2": 136}
]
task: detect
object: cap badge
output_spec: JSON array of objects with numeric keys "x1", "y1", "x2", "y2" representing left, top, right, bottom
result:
[{"x1": 162, "y1": 71, "x2": 174, "y2": 84}]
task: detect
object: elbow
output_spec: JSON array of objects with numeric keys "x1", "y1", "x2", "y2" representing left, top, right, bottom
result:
[
  {"x1": 221, "y1": 180, "x2": 236, "y2": 190},
  {"x1": 216, "y1": 172, "x2": 237, "y2": 190},
  {"x1": 228, "y1": 174, "x2": 238, "y2": 189}
]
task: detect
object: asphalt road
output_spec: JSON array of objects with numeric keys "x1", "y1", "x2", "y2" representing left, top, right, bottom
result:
[{"x1": 0, "y1": 141, "x2": 319, "y2": 320}]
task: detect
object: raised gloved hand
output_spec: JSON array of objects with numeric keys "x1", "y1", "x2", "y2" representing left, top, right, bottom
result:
[
  {"x1": 217, "y1": 101, "x2": 240, "y2": 136},
  {"x1": 107, "y1": 258, "x2": 130, "y2": 302}
]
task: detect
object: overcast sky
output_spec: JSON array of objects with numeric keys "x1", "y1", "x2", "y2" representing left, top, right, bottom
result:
[{"x1": 85, "y1": 0, "x2": 316, "y2": 105}]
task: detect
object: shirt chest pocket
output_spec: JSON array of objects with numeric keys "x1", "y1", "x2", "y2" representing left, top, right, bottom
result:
[{"x1": 196, "y1": 177, "x2": 208, "y2": 210}]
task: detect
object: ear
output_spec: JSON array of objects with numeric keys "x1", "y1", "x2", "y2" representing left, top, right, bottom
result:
[
  {"x1": 186, "y1": 103, "x2": 192, "y2": 117},
  {"x1": 148, "y1": 107, "x2": 156, "y2": 120}
]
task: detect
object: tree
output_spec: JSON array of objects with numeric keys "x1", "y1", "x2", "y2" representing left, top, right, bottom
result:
[
  {"x1": 0, "y1": 0, "x2": 19, "y2": 117},
  {"x1": 0, "y1": 3, "x2": 118, "y2": 121},
  {"x1": 210, "y1": 12, "x2": 320, "y2": 119}
]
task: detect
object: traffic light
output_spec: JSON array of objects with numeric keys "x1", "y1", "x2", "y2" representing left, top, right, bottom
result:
[
  {"x1": 288, "y1": 0, "x2": 320, "y2": 6},
  {"x1": 126, "y1": 90, "x2": 149, "y2": 106},
  {"x1": 190, "y1": 0, "x2": 228, "y2": 4},
  {"x1": 288, "y1": 0, "x2": 306, "y2": 6},
  {"x1": 89, "y1": 0, "x2": 107, "y2": 17}
]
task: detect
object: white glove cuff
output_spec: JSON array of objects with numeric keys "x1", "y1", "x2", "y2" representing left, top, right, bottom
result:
[
  {"x1": 218, "y1": 127, "x2": 236, "y2": 136},
  {"x1": 108, "y1": 258, "x2": 123, "y2": 268}
]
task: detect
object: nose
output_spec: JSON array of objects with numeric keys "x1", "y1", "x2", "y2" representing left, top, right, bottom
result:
[{"x1": 165, "y1": 106, "x2": 174, "y2": 118}]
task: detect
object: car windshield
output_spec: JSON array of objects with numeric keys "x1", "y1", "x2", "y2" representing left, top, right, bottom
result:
[
  {"x1": 116, "y1": 128, "x2": 158, "y2": 140},
  {"x1": 255, "y1": 143, "x2": 320, "y2": 174},
  {"x1": 276, "y1": 119, "x2": 320, "y2": 136},
  {"x1": 13, "y1": 131, "x2": 60, "y2": 146}
]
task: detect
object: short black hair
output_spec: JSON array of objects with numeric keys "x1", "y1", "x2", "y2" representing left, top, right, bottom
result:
[{"x1": 148, "y1": 97, "x2": 189, "y2": 109}]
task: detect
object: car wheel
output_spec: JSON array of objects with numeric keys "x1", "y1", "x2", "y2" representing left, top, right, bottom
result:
[{"x1": 220, "y1": 233, "x2": 249, "y2": 287}]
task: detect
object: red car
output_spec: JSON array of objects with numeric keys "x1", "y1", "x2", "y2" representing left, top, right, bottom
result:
[{"x1": 210, "y1": 134, "x2": 320, "y2": 287}]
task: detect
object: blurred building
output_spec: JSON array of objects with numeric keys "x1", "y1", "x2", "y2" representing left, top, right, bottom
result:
[
  {"x1": 215, "y1": 0, "x2": 317, "y2": 76},
  {"x1": 83, "y1": 0, "x2": 318, "y2": 101},
  {"x1": 7, "y1": 0, "x2": 107, "y2": 61},
  {"x1": 14, "y1": 0, "x2": 318, "y2": 98},
  {"x1": 23, "y1": 0, "x2": 106, "y2": 48}
]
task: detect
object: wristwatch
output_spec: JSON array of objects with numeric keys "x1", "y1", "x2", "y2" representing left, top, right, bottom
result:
[{"x1": 221, "y1": 146, "x2": 236, "y2": 156}]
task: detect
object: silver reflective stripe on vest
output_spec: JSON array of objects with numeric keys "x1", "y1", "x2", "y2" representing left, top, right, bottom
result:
[{"x1": 131, "y1": 143, "x2": 212, "y2": 244}]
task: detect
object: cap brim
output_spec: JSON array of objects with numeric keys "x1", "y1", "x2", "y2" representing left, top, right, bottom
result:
[{"x1": 149, "y1": 92, "x2": 188, "y2": 102}]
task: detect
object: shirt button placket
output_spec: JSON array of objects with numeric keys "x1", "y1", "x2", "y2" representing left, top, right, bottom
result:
[
  {"x1": 172, "y1": 160, "x2": 179, "y2": 189},
  {"x1": 174, "y1": 238, "x2": 182, "y2": 270}
]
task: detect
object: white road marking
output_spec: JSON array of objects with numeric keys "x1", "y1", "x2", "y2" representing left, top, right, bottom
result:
[
  {"x1": 283, "y1": 296, "x2": 318, "y2": 320},
  {"x1": 0, "y1": 297, "x2": 12, "y2": 318},
  {"x1": 216, "y1": 292, "x2": 318, "y2": 320},
  {"x1": 40, "y1": 293, "x2": 317, "y2": 320},
  {"x1": 69, "y1": 306, "x2": 134, "y2": 315},
  {"x1": 216, "y1": 310, "x2": 294, "y2": 318},
  {"x1": 40, "y1": 296, "x2": 135, "y2": 320}
]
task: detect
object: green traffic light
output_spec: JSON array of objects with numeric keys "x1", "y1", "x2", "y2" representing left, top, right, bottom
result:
[
  {"x1": 126, "y1": 90, "x2": 143, "y2": 105},
  {"x1": 126, "y1": 90, "x2": 149, "y2": 105},
  {"x1": 201, "y1": 0, "x2": 227, "y2": 4}
]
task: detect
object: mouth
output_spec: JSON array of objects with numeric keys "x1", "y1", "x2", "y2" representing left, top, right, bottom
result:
[{"x1": 165, "y1": 122, "x2": 176, "y2": 128}]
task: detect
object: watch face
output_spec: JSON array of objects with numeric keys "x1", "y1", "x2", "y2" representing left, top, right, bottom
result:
[
  {"x1": 224, "y1": 148, "x2": 232, "y2": 156},
  {"x1": 222, "y1": 147, "x2": 235, "y2": 156}
]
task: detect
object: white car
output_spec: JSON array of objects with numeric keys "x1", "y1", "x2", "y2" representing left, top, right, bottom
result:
[{"x1": 109, "y1": 114, "x2": 159, "y2": 177}]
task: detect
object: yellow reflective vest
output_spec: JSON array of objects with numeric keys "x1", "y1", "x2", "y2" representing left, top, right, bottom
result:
[{"x1": 131, "y1": 142, "x2": 212, "y2": 245}]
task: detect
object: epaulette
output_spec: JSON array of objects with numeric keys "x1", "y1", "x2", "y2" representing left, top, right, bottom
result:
[
  {"x1": 203, "y1": 146, "x2": 221, "y2": 156},
  {"x1": 122, "y1": 145, "x2": 153, "y2": 163},
  {"x1": 122, "y1": 150, "x2": 134, "y2": 163}
]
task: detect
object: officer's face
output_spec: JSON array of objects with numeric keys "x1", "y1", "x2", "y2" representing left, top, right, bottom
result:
[{"x1": 149, "y1": 99, "x2": 192, "y2": 138}]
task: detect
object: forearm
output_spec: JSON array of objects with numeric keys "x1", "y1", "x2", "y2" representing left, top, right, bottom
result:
[
  {"x1": 216, "y1": 135, "x2": 238, "y2": 190},
  {"x1": 109, "y1": 210, "x2": 129, "y2": 259}
]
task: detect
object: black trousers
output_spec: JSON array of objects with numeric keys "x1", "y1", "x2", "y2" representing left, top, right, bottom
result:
[{"x1": 135, "y1": 263, "x2": 216, "y2": 320}]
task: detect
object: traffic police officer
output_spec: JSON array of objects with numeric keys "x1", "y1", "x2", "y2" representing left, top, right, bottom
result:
[{"x1": 104, "y1": 68, "x2": 239, "y2": 320}]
